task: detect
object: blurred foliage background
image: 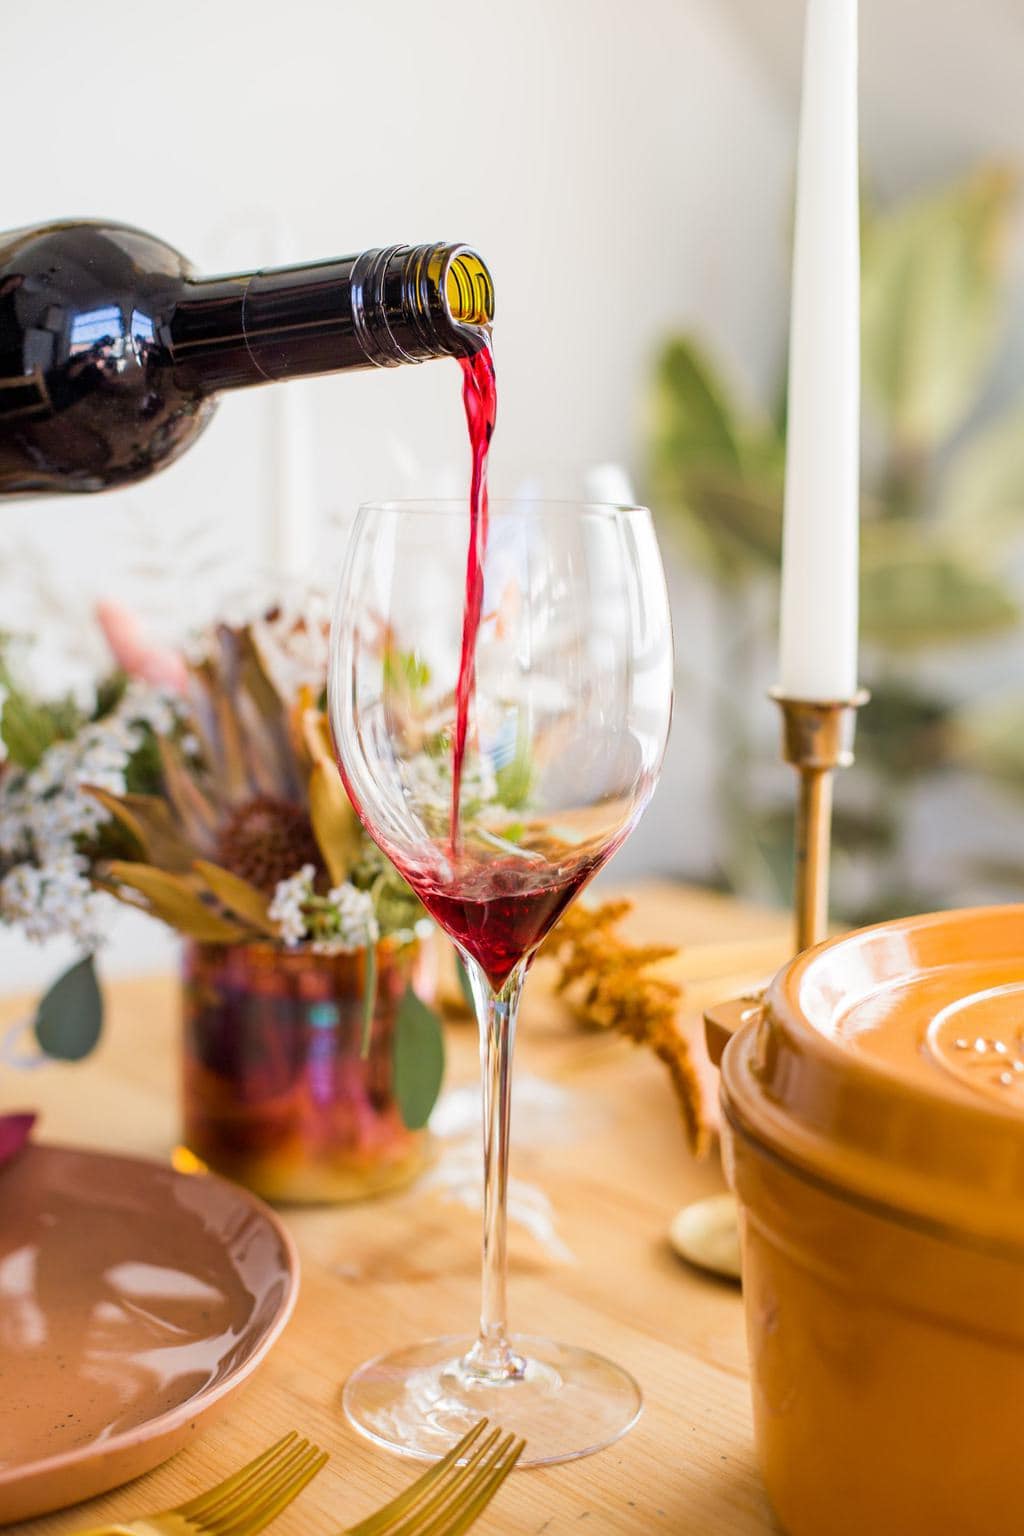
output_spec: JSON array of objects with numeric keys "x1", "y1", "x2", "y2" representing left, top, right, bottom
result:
[{"x1": 648, "y1": 166, "x2": 1024, "y2": 923}]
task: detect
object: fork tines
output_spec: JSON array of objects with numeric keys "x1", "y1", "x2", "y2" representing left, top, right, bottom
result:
[
  {"x1": 345, "y1": 1420, "x2": 526, "y2": 1536},
  {"x1": 177, "y1": 1432, "x2": 329, "y2": 1536}
]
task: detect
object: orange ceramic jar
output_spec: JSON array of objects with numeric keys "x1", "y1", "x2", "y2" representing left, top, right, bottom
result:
[{"x1": 718, "y1": 906, "x2": 1024, "y2": 1536}]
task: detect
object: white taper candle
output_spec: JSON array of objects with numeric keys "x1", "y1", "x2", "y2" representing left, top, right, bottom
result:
[{"x1": 778, "y1": 0, "x2": 860, "y2": 700}]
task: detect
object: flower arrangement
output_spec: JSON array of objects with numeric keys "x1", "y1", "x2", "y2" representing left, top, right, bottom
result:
[{"x1": 0, "y1": 607, "x2": 444, "y2": 1128}]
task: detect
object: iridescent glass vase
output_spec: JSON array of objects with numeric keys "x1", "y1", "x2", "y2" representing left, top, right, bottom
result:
[{"x1": 181, "y1": 936, "x2": 433, "y2": 1203}]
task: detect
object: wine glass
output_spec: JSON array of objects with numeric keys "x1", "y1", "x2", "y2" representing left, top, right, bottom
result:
[{"x1": 328, "y1": 498, "x2": 673, "y2": 1466}]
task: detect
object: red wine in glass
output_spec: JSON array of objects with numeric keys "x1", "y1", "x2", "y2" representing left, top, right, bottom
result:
[{"x1": 400, "y1": 854, "x2": 603, "y2": 991}]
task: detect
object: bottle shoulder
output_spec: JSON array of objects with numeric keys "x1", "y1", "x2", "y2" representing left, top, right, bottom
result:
[
  {"x1": 0, "y1": 221, "x2": 211, "y2": 495},
  {"x1": 0, "y1": 220, "x2": 193, "y2": 278}
]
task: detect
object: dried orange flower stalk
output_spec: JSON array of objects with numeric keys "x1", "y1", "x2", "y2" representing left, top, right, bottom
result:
[{"x1": 541, "y1": 900, "x2": 709, "y2": 1158}]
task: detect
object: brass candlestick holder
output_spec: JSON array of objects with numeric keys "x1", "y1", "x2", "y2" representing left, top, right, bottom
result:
[
  {"x1": 681, "y1": 686, "x2": 871, "y2": 1284},
  {"x1": 769, "y1": 687, "x2": 870, "y2": 952}
]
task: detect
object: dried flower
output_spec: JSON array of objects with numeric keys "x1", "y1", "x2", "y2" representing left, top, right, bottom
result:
[{"x1": 542, "y1": 900, "x2": 708, "y2": 1157}]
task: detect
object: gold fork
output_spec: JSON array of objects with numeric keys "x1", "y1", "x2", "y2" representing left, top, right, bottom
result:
[
  {"x1": 76, "y1": 1431, "x2": 327, "y2": 1536},
  {"x1": 342, "y1": 1420, "x2": 525, "y2": 1536}
]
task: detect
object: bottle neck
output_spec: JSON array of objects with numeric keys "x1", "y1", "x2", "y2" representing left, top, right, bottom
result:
[{"x1": 169, "y1": 242, "x2": 493, "y2": 392}]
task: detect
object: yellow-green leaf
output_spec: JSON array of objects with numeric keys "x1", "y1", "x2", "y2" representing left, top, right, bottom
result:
[
  {"x1": 952, "y1": 697, "x2": 1024, "y2": 788},
  {"x1": 936, "y1": 403, "x2": 1024, "y2": 549},
  {"x1": 158, "y1": 740, "x2": 220, "y2": 853},
  {"x1": 862, "y1": 166, "x2": 1015, "y2": 450},
  {"x1": 650, "y1": 337, "x2": 744, "y2": 477},
  {"x1": 193, "y1": 860, "x2": 278, "y2": 936},
  {"x1": 309, "y1": 759, "x2": 362, "y2": 885},
  {"x1": 301, "y1": 707, "x2": 334, "y2": 769},
  {"x1": 84, "y1": 788, "x2": 194, "y2": 872},
  {"x1": 104, "y1": 862, "x2": 250, "y2": 942},
  {"x1": 860, "y1": 527, "x2": 1019, "y2": 650}
]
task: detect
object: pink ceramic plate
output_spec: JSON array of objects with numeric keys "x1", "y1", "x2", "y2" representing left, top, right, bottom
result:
[{"x1": 0, "y1": 1143, "x2": 299, "y2": 1524}]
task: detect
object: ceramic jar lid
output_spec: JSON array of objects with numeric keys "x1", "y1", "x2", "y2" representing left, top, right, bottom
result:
[{"x1": 720, "y1": 905, "x2": 1024, "y2": 1250}]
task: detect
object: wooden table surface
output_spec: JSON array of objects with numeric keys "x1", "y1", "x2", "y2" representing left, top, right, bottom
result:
[{"x1": 1, "y1": 883, "x2": 792, "y2": 1536}]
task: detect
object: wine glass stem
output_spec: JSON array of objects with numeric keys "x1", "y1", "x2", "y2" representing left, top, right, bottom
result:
[{"x1": 464, "y1": 956, "x2": 526, "y2": 1382}]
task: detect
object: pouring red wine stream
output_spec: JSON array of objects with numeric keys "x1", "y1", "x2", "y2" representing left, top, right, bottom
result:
[
  {"x1": 451, "y1": 344, "x2": 497, "y2": 846},
  {"x1": 370, "y1": 343, "x2": 610, "y2": 992}
]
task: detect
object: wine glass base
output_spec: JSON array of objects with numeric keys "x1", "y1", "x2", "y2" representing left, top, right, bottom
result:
[{"x1": 342, "y1": 1334, "x2": 642, "y2": 1468}]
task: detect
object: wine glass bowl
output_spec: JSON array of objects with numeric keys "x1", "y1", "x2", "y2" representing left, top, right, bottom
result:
[
  {"x1": 329, "y1": 498, "x2": 673, "y2": 1465},
  {"x1": 332, "y1": 500, "x2": 671, "y2": 982}
]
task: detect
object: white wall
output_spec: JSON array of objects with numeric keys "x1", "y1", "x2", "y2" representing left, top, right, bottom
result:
[{"x1": 0, "y1": 0, "x2": 792, "y2": 990}]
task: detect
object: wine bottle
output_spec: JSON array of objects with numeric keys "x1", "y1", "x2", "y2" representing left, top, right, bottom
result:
[{"x1": 0, "y1": 220, "x2": 494, "y2": 496}]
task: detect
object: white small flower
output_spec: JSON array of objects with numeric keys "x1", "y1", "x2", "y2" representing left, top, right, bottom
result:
[
  {"x1": 312, "y1": 883, "x2": 379, "y2": 954},
  {"x1": 0, "y1": 676, "x2": 187, "y2": 951},
  {"x1": 0, "y1": 854, "x2": 111, "y2": 948},
  {"x1": 269, "y1": 864, "x2": 316, "y2": 946},
  {"x1": 401, "y1": 748, "x2": 498, "y2": 815}
]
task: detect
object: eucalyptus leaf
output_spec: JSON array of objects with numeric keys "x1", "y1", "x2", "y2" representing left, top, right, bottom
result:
[
  {"x1": 455, "y1": 952, "x2": 475, "y2": 1012},
  {"x1": 361, "y1": 942, "x2": 377, "y2": 1060},
  {"x1": 393, "y1": 986, "x2": 445, "y2": 1130},
  {"x1": 862, "y1": 167, "x2": 1014, "y2": 450},
  {"x1": 34, "y1": 956, "x2": 103, "y2": 1061}
]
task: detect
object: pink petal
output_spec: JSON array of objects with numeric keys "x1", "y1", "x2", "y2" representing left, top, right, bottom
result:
[{"x1": 96, "y1": 600, "x2": 189, "y2": 695}]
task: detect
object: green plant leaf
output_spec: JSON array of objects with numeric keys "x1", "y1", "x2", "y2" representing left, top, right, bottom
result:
[
  {"x1": 862, "y1": 166, "x2": 1015, "y2": 450},
  {"x1": 937, "y1": 403, "x2": 1024, "y2": 548},
  {"x1": 1, "y1": 691, "x2": 57, "y2": 770},
  {"x1": 361, "y1": 942, "x2": 377, "y2": 1060},
  {"x1": 34, "y1": 956, "x2": 103, "y2": 1061},
  {"x1": 860, "y1": 527, "x2": 1019, "y2": 650},
  {"x1": 495, "y1": 738, "x2": 533, "y2": 810},
  {"x1": 383, "y1": 647, "x2": 431, "y2": 695},
  {"x1": 455, "y1": 952, "x2": 475, "y2": 1012},
  {"x1": 855, "y1": 679, "x2": 955, "y2": 778},
  {"x1": 393, "y1": 986, "x2": 446, "y2": 1130},
  {"x1": 649, "y1": 337, "x2": 744, "y2": 477},
  {"x1": 92, "y1": 671, "x2": 128, "y2": 720},
  {"x1": 647, "y1": 336, "x2": 785, "y2": 578},
  {"x1": 951, "y1": 697, "x2": 1024, "y2": 788},
  {"x1": 682, "y1": 472, "x2": 783, "y2": 569}
]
